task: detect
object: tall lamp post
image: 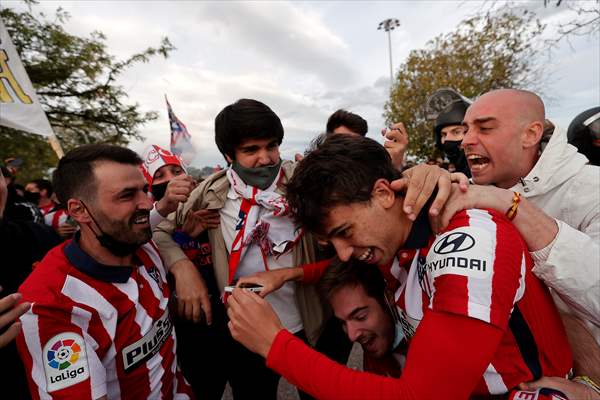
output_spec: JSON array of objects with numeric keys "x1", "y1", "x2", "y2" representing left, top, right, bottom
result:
[{"x1": 377, "y1": 18, "x2": 400, "y2": 85}]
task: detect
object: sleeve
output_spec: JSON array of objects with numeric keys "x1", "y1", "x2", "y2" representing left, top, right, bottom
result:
[
  {"x1": 266, "y1": 310, "x2": 504, "y2": 400},
  {"x1": 301, "y1": 259, "x2": 332, "y2": 284},
  {"x1": 531, "y1": 219, "x2": 600, "y2": 326},
  {"x1": 149, "y1": 204, "x2": 165, "y2": 231},
  {"x1": 152, "y1": 181, "x2": 209, "y2": 270},
  {"x1": 426, "y1": 209, "x2": 525, "y2": 330},
  {"x1": 16, "y1": 302, "x2": 107, "y2": 399}
]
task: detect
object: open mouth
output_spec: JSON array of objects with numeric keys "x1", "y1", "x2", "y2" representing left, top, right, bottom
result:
[
  {"x1": 132, "y1": 213, "x2": 150, "y2": 225},
  {"x1": 357, "y1": 247, "x2": 375, "y2": 263},
  {"x1": 359, "y1": 336, "x2": 376, "y2": 353},
  {"x1": 467, "y1": 154, "x2": 490, "y2": 173}
]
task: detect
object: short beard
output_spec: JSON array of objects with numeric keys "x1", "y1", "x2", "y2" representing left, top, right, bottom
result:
[{"x1": 94, "y1": 207, "x2": 152, "y2": 246}]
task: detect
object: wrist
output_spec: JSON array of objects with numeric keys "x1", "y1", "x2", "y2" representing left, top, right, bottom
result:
[
  {"x1": 155, "y1": 199, "x2": 168, "y2": 218},
  {"x1": 286, "y1": 267, "x2": 304, "y2": 282}
]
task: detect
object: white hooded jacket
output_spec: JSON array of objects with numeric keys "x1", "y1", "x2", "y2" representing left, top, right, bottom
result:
[{"x1": 509, "y1": 126, "x2": 600, "y2": 341}]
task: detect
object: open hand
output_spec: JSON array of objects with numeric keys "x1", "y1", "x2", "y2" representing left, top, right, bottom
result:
[
  {"x1": 390, "y1": 164, "x2": 468, "y2": 221},
  {"x1": 0, "y1": 291, "x2": 31, "y2": 348},
  {"x1": 182, "y1": 209, "x2": 220, "y2": 238}
]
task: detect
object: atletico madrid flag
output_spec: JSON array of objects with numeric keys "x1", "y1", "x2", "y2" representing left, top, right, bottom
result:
[{"x1": 166, "y1": 95, "x2": 196, "y2": 165}]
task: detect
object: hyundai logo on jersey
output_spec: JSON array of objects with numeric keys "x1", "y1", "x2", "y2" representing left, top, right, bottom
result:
[{"x1": 433, "y1": 232, "x2": 475, "y2": 254}]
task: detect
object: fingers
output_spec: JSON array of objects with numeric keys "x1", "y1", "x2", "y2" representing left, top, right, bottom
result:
[
  {"x1": 0, "y1": 295, "x2": 30, "y2": 331},
  {"x1": 200, "y1": 294, "x2": 212, "y2": 325},
  {"x1": 390, "y1": 177, "x2": 409, "y2": 192},
  {"x1": 0, "y1": 322, "x2": 22, "y2": 349},
  {"x1": 0, "y1": 292, "x2": 21, "y2": 314},
  {"x1": 383, "y1": 122, "x2": 407, "y2": 142},
  {"x1": 402, "y1": 168, "x2": 430, "y2": 220},
  {"x1": 450, "y1": 172, "x2": 469, "y2": 191},
  {"x1": 428, "y1": 173, "x2": 452, "y2": 217}
]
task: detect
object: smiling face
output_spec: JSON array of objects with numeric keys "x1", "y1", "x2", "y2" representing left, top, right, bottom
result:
[
  {"x1": 227, "y1": 137, "x2": 281, "y2": 168},
  {"x1": 461, "y1": 90, "x2": 544, "y2": 188},
  {"x1": 330, "y1": 284, "x2": 395, "y2": 358},
  {"x1": 320, "y1": 180, "x2": 410, "y2": 265},
  {"x1": 82, "y1": 161, "x2": 154, "y2": 246}
]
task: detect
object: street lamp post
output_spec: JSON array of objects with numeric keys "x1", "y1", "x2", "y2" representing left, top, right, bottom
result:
[{"x1": 377, "y1": 18, "x2": 401, "y2": 85}]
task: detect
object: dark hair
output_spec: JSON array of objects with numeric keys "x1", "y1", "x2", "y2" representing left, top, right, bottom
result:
[
  {"x1": 52, "y1": 144, "x2": 142, "y2": 205},
  {"x1": 326, "y1": 109, "x2": 368, "y2": 136},
  {"x1": 214, "y1": 99, "x2": 284, "y2": 161},
  {"x1": 286, "y1": 135, "x2": 400, "y2": 233},
  {"x1": 30, "y1": 179, "x2": 53, "y2": 196},
  {"x1": 318, "y1": 258, "x2": 387, "y2": 308}
]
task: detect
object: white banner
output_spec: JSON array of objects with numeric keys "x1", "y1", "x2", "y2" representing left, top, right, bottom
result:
[{"x1": 0, "y1": 17, "x2": 54, "y2": 138}]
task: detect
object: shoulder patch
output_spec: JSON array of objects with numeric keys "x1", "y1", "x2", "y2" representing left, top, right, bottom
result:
[
  {"x1": 43, "y1": 332, "x2": 90, "y2": 392},
  {"x1": 425, "y1": 226, "x2": 494, "y2": 279}
]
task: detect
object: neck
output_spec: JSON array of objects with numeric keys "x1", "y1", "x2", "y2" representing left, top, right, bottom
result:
[
  {"x1": 79, "y1": 227, "x2": 134, "y2": 266},
  {"x1": 497, "y1": 152, "x2": 539, "y2": 189}
]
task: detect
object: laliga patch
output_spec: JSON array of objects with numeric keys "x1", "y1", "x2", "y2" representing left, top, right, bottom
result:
[
  {"x1": 426, "y1": 226, "x2": 494, "y2": 279},
  {"x1": 43, "y1": 332, "x2": 90, "y2": 392}
]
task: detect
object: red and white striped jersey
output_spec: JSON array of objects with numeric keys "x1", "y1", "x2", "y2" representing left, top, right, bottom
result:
[
  {"x1": 17, "y1": 237, "x2": 193, "y2": 400},
  {"x1": 43, "y1": 208, "x2": 68, "y2": 230},
  {"x1": 392, "y1": 208, "x2": 572, "y2": 396}
]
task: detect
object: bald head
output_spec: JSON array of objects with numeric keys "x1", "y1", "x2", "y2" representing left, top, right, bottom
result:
[{"x1": 475, "y1": 89, "x2": 545, "y2": 127}]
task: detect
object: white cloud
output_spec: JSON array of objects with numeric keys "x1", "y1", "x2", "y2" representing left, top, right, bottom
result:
[{"x1": 4, "y1": 0, "x2": 598, "y2": 167}]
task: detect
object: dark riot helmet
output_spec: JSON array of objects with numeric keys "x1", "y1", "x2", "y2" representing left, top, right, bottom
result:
[
  {"x1": 567, "y1": 106, "x2": 600, "y2": 165},
  {"x1": 433, "y1": 100, "x2": 470, "y2": 149}
]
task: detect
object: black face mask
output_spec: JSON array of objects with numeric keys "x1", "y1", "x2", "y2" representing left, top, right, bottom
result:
[
  {"x1": 24, "y1": 191, "x2": 40, "y2": 205},
  {"x1": 81, "y1": 201, "x2": 142, "y2": 257},
  {"x1": 442, "y1": 140, "x2": 471, "y2": 177},
  {"x1": 151, "y1": 182, "x2": 168, "y2": 202}
]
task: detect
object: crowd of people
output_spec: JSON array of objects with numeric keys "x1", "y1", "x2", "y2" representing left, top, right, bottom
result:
[{"x1": 0, "y1": 89, "x2": 598, "y2": 400}]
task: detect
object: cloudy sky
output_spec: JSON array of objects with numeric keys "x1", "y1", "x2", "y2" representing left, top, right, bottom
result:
[{"x1": 6, "y1": 1, "x2": 600, "y2": 167}]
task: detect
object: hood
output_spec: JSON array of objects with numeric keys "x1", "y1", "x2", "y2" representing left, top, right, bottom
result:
[{"x1": 510, "y1": 125, "x2": 590, "y2": 197}]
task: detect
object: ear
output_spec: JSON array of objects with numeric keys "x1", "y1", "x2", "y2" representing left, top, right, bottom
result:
[
  {"x1": 522, "y1": 120, "x2": 544, "y2": 149},
  {"x1": 67, "y1": 199, "x2": 91, "y2": 224},
  {"x1": 225, "y1": 154, "x2": 233, "y2": 164},
  {"x1": 371, "y1": 179, "x2": 396, "y2": 210}
]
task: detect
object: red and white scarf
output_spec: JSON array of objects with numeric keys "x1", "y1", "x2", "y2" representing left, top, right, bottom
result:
[{"x1": 225, "y1": 167, "x2": 303, "y2": 283}]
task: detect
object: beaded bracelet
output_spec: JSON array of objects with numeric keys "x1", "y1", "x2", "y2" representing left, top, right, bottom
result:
[
  {"x1": 505, "y1": 192, "x2": 521, "y2": 221},
  {"x1": 573, "y1": 375, "x2": 600, "y2": 396}
]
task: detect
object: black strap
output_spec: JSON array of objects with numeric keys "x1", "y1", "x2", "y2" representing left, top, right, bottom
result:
[{"x1": 508, "y1": 304, "x2": 542, "y2": 380}]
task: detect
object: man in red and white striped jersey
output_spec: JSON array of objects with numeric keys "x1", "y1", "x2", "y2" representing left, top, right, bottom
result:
[
  {"x1": 16, "y1": 144, "x2": 193, "y2": 399},
  {"x1": 226, "y1": 135, "x2": 573, "y2": 400}
]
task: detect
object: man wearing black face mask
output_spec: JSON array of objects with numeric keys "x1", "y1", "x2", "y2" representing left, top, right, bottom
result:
[
  {"x1": 154, "y1": 99, "x2": 328, "y2": 400},
  {"x1": 15, "y1": 144, "x2": 193, "y2": 399},
  {"x1": 434, "y1": 99, "x2": 471, "y2": 177}
]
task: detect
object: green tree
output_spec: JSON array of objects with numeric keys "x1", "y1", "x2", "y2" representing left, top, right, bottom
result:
[
  {"x1": 0, "y1": 4, "x2": 174, "y2": 182},
  {"x1": 384, "y1": 12, "x2": 545, "y2": 160}
]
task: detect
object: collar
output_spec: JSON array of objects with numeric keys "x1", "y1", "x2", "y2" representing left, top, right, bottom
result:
[
  {"x1": 64, "y1": 232, "x2": 136, "y2": 283},
  {"x1": 402, "y1": 195, "x2": 433, "y2": 249}
]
